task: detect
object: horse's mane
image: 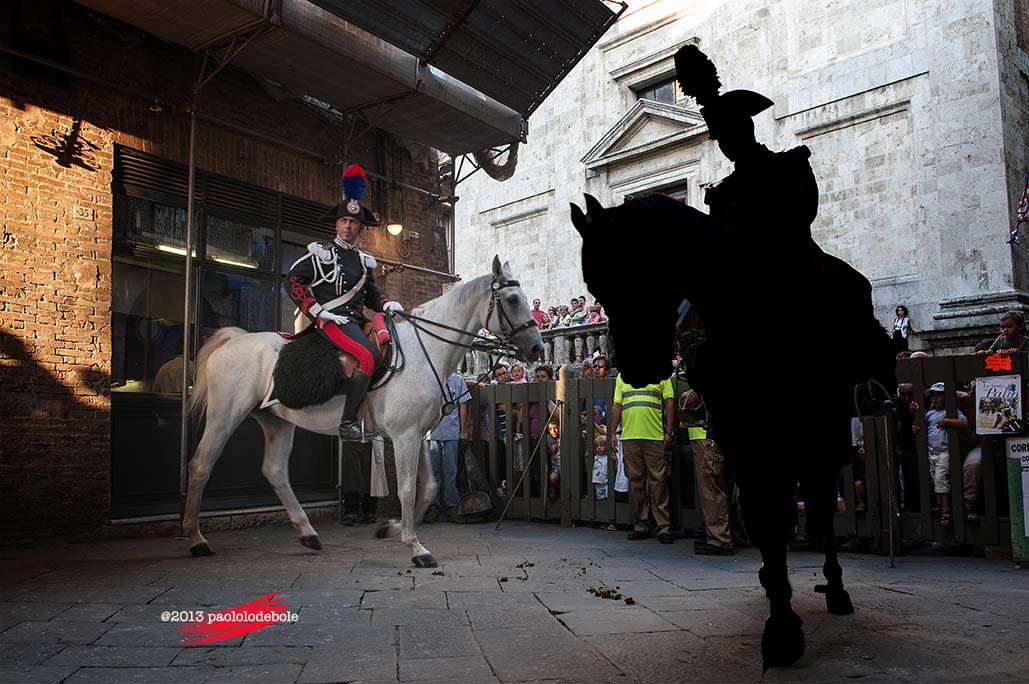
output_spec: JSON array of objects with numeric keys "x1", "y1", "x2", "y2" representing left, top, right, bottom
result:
[{"x1": 410, "y1": 273, "x2": 491, "y2": 321}]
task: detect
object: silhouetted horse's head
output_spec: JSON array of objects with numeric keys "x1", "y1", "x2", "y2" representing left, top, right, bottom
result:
[{"x1": 570, "y1": 194, "x2": 682, "y2": 388}]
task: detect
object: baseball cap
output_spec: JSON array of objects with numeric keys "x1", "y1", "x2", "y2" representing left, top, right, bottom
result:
[{"x1": 929, "y1": 382, "x2": 945, "y2": 393}]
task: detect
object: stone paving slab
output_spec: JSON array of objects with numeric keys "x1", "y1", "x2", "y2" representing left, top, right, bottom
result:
[
  {"x1": 52, "y1": 603, "x2": 124, "y2": 622},
  {"x1": 0, "y1": 643, "x2": 66, "y2": 668},
  {"x1": 204, "y1": 663, "x2": 305, "y2": 684},
  {"x1": 171, "y1": 645, "x2": 312, "y2": 666},
  {"x1": 1, "y1": 521, "x2": 1027, "y2": 683},
  {"x1": 42, "y1": 645, "x2": 181, "y2": 667},
  {"x1": 0, "y1": 665, "x2": 79, "y2": 684},
  {"x1": 0, "y1": 602, "x2": 72, "y2": 622},
  {"x1": 555, "y1": 607, "x2": 680, "y2": 636},
  {"x1": 398, "y1": 655, "x2": 494, "y2": 682},
  {"x1": 0, "y1": 621, "x2": 113, "y2": 645},
  {"x1": 465, "y1": 604, "x2": 563, "y2": 630},
  {"x1": 61, "y1": 666, "x2": 214, "y2": 683},
  {"x1": 398, "y1": 624, "x2": 481, "y2": 659}
]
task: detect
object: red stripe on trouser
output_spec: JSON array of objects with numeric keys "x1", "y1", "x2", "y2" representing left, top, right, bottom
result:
[{"x1": 320, "y1": 321, "x2": 375, "y2": 374}]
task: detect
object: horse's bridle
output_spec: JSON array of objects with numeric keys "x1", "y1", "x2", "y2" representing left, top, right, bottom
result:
[
  {"x1": 390, "y1": 275, "x2": 539, "y2": 420},
  {"x1": 484, "y1": 276, "x2": 539, "y2": 347}
]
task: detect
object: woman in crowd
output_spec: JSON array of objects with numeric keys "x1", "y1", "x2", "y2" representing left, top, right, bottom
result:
[
  {"x1": 539, "y1": 312, "x2": 551, "y2": 330},
  {"x1": 554, "y1": 305, "x2": 572, "y2": 328},
  {"x1": 892, "y1": 305, "x2": 918, "y2": 353}
]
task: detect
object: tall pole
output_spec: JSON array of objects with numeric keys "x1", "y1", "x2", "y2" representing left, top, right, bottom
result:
[{"x1": 179, "y1": 104, "x2": 198, "y2": 534}]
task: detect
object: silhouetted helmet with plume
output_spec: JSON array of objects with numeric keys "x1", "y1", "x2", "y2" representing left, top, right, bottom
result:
[
  {"x1": 674, "y1": 44, "x2": 773, "y2": 140},
  {"x1": 323, "y1": 164, "x2": 379, "y2": 226}
]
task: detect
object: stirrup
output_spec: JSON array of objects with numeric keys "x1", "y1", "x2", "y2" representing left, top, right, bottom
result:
[{"x1": 339, "y1": 420, "x2": 378, "y2": 443}]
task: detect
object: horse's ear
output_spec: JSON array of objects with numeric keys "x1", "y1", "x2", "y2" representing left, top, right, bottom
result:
[
  {"x1": 584, "y1": 193, "x2": 605, "y2": 218},
  {"x1": 502, "y1": 260, "x2": 513, "y2": 278},
  {"x1": 570, "y1": 202, "x2": 587, "y2": 236},
  {"x1": 491, "y1": 255, "x2": 503, "y2": 277}
]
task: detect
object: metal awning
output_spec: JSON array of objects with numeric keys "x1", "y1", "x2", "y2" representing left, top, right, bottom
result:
[
  {"x1": 306, "y1": 0, "x2": 625, "y2": 117},
  {"x1": 71, "y1": 0, "x2": 533, "y2": 154}
]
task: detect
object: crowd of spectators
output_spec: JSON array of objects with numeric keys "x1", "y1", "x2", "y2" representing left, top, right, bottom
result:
[
  {"x1": 445, "y1": 304, "x2": 1017, "y2": 549},
  {"x1": 530, "y1": 296, "x2": 607, "y2": 330}
]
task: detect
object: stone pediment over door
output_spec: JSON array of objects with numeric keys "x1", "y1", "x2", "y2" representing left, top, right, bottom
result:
[{"x1": 581, "y1": 100, "x2": 707, "y2": 172}]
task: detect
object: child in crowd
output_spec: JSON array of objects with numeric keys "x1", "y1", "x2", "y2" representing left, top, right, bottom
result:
[
  {"x1": 981, "y1": 310, "x2": 1029, "y2": 355},
  {"x1": 546, "y1": 419, "x2": 561, "y2": 497},
  {"x1": 509, "y1": 363, "x2": 528, "y2": 383},
  {"x1": 592, "y1": 435, "x2": 609, "y2": 502},
  {"x1": 919, "y1": 381, "x2": 968, "y2": 527}
]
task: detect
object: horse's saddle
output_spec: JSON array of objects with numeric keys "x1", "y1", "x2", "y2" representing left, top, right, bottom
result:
[{"x1": 261, "y1": 314, "x2": 393, "y2": 410}]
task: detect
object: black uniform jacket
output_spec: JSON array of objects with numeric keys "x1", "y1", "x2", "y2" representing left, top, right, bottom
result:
[
  {"x1": 704, "y1": 144, "x2": 819, "y2": 246},
  {"x1": 287, "y1": 238, "x2": 386, "y2": 325}
]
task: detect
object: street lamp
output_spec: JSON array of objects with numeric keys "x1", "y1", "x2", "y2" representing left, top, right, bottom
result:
[{"x1": 386, "y1": 222, "x2": 403, "y2": 236}]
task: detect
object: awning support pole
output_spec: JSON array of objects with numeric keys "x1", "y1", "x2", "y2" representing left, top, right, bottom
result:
[{"x1": 178, "y1": 103, "x2": 198, "y2": 535}]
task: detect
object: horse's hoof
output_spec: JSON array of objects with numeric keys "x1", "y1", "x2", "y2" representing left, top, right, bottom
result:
[
  {"x1": 761, "y1": 612, "x2": 805, "y2": 672},
  {"x1": 412, "y1": 553, "x2": 438, "y2": 568},
  {"x1": 299, "y1": 535, "x2": 322, "y2": 551},
  {"x1": 825, "y1": 588, "x2": 855, "y2": 615},
  {"x1": 189, "y1": 543, "x2": 214, "y2": 557}
]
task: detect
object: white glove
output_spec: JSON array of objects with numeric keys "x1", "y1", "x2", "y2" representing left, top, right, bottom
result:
[
  {"x1": 317, "y1": 310, "x2": 349, "y2": 326},
  {"x1": 383, "y1": 301, "x2": 404, "y2": 314}
]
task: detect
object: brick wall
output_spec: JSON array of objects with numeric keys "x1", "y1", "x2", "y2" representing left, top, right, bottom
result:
[{"x1": 0, "y1": 0, "x2": 450, "y2": 539}]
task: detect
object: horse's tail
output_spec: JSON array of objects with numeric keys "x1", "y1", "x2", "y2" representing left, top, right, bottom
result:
[{"x1": 189, "y1": 327, "x2": 247, "y2": 417}]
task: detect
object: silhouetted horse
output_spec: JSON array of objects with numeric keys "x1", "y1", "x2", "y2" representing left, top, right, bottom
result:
[{"x1": 571, "y1": 193, "x2": 896, "y2": 670}]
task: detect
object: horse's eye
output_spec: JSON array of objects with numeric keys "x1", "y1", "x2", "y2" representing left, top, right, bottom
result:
[{"x1": 506, "y1": 296, "x2": 519, "y2": 304}]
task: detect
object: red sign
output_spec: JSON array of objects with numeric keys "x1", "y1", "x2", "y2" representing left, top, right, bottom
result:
[{"x1": 984, "y1": 354, "x2": 1012, "y2": 372}]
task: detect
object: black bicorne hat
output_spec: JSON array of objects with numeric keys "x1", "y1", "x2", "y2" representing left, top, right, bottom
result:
[
  {"x1": 323, "y1": 164, "x2": 380, "y2": 226},
  {"x1": 674, "y1": 45, "x2": 773, "y2": 130}
]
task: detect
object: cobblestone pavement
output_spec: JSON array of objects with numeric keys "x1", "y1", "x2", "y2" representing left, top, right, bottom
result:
[{"x1": 1, "y1": 521, "x2": 1027, "y2": 684}]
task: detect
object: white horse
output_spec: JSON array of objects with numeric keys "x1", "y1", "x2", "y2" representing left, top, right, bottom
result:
[{"x1": 185, "y1": 256, "x2": 543, "y2": 567}]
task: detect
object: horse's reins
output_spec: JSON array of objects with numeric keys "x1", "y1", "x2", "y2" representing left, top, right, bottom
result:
[{"x1": 390, "y1": 276, "x2": 540, "y2": 419}]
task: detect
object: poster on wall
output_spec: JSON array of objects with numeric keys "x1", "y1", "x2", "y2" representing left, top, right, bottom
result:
[
  {"x1": 974, "y1": 375, "x2": 1023, "y2": 435},
  {"x1": 1003, "y1": 437, "x2": 1029, "y2": 561}
]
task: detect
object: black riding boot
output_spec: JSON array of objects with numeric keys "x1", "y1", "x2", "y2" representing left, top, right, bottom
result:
[{"x1": 339, "y1": 370, "x2": 378, "y2": 442}]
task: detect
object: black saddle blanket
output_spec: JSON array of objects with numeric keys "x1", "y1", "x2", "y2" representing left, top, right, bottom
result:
[{"x1": 272, "y1": 331, "x2": 346, "y2": 409}]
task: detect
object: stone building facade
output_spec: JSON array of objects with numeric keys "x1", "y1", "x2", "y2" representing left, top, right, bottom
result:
[
  {"x1": 0, "y1": 0, "x2": 453, "y2": 538},
  {"x1": 455, "y1": 0, "x2": 1029, "y2": 352}
]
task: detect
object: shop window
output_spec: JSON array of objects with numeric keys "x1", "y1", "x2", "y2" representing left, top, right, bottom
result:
[
  {"x1": 111, "y1": 261, "x2": 186, "y2": 394},
  {"x1": 114, "y1": 194, "x2": 189, "y2": 251},
  {"x1": 200, "y1": 270, "x2": 277, "y2": 339},
  {"x1": 205, "y1": 214, "x2": 274, "y2": 272}
]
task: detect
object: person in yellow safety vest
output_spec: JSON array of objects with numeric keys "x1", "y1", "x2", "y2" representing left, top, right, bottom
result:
[
  {"x1": 680, "y1": 389, "x2": 735, "y2": 555},
  {"x1": 608, "y1": 373, "x2": 676, "y2": 544}
]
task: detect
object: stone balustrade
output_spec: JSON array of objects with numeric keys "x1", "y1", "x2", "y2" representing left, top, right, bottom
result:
[{"x1": 459, "y1": 322, "x2": 613, "y2": 378}]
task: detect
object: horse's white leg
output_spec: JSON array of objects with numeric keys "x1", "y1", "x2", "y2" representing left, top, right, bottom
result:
[
  {"x1": 376, "y1": 435, "x2": 436, "y2": 567},
  {"x1": 252, "y1": 411, "x2": 320, "y2": 550},
  {"x1": 183, "y1": 411, "x2": 242, "y2": 556}
]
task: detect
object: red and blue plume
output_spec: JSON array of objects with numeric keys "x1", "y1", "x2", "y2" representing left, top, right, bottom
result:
[{"x1": 341, "y1": 164, "x2": 367, "y2": 201}]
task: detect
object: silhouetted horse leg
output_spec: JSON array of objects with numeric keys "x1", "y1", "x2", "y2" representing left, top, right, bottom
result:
[
  {"x1": 740, "y1": 476, "x2": 805, "y2": 671},
  {"x1": 807, "y1": 476, "x2": 855, "y2": 615}
]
